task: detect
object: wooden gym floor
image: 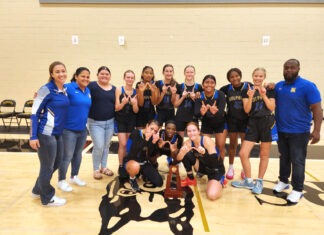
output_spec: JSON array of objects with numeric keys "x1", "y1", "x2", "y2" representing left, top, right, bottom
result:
[{"x1": 0, "y1": 149, "x2": 323, "y2": 235}]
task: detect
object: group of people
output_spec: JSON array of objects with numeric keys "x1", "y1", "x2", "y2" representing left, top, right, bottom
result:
[{"x1": 29, "y1": 59, "x2": 322, "y2": 206}]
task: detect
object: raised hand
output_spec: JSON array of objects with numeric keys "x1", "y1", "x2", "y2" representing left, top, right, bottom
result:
[
  {"x1": 158, "y1": 139, "x2": 168, "y2": 148},
  {"x1": 162, "y1": 84, "x2": 168, "y2": 93},
  {"x1": 170, "y1": 139, "x2": 178, "y2": 153},
  {"x1": 130, "y1": 94, "x2": 138, "y2": 105},
  {"x1": 255, "y1": 86, "x2": 267, "y2": 97},
  {"x1": 192, "y1": 145, "x2": 206, "y2": 155},
  {"x1": 200, "y1": 100, "x2": 209, "y2": 115},
  {"x1": 170, "y1": 84, "x2": 177, "y2": 94},
  {"x1": 247, "y1": 84, "x2": 255, "y2": 98},
  {"x1": 209, "y1": 100, "x2": 219, "y2": 115},
  {"x1": 121, "y1": 94, "x2": 129, "y2": 104},
  {"x1": 138, "y1": 82, "x2": 146, "y2": 92}
]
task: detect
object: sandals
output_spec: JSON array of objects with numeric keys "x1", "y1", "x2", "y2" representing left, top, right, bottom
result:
[
  {"x1": 93, "y1": 170, "x2": 102, "y2": 180},
  {"x1": 100, "y1": 168, "x2": 114, "y2": 176}
]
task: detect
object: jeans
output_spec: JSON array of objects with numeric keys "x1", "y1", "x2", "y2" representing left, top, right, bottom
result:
[
  {"x1": 277, "y1": 132, "x2": 310, "y2": 192},
  {"x1": 58, "y1": 129, "x2": 88, "y2": 181},
  {"x1": 87, "y1": 118, "x2": 114, "y2": 171},
  {"x1": 32, "y1": 133, "x2": 63, "y2": 205}
]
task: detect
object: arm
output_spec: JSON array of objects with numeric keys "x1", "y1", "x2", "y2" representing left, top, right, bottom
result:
[
  {"x1": 136, "y1": 82, "x2": 145, "y2": 107},
  {"x1": 203, "y1": 136, "x2": 217, "y2": 155},
  {"x1": 149, "y1": 83, "x2": 160, "y2": 105},
  {"x1": 310, "y1": 102, "x2": 323, "y2": 144},
  {"x1": 243, "y1": 98, "x2": 252, "y2": 114},
  {"x1": 131, "y1": 95, "x2": 139, "y2": 113},
  {"x1": 259, "y1": 87, "x2": 275, "y2": 112},
  {"x1": 115, "y1": 88, "x2": 127, "y2": 111}
]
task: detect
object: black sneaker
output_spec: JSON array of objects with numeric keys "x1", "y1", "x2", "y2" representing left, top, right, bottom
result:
[
  {"x1": 118, "y1": 166, "x2": 128, "y2": 179},
  {"x1": 129, "y1": 178, "x2": 140, "y2": 192}
]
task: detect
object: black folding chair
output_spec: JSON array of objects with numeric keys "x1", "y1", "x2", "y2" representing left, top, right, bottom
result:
[
  {"x1": 0, "y1": 99, "x2": 17, "y2": 129},
  {"x1": 17, "y1": 100, "x2": 33, "y2": 128}
]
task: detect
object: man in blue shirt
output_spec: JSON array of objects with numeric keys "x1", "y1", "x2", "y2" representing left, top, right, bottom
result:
[{"x1": 273, "y1": 59, "x2": 323, "y2": 204}]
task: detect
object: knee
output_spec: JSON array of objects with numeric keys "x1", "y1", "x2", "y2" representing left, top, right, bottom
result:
[{"x1": 206, "y1": 189, "x2": 222, "y2": 201}]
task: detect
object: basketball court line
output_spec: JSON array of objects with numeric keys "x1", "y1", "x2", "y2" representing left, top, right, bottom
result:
[{"x1": 193, "y1": 185, "x2": 210, "y2": 232}]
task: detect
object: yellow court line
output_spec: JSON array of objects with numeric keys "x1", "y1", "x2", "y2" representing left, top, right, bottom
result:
[
  {"x1": 193, "y1": 185, "x2": 210, "y2": 232},
  {"x1": 305, "y1": 170, "x2": 320, "y2": 182}
]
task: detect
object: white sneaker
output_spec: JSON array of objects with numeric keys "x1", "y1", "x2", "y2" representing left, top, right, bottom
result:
[
  {"x1": 44, "y1": 195, "x2": 66, "y2": 207},
  {"x1": 31, "y1": 192, "x2": 40, "y2": 199},
  {"x1": 226, "y1": 167, "x2": 234, "y2": 180},
  {"x1": 273, "y1": 181, "x2": 290, "y2": 193},
  {"x1": 70, "y1": 175, "x2": 86, "y2": 186},
  {"x1": 58, "y1": 180, "x2": 73, "y2": 192},
  {"x1": 287, "y1": 190, "x2": 303, "y2": 204}
]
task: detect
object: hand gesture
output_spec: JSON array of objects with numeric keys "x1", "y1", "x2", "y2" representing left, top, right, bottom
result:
[
  {"x1": 130, "y1": 95, "x2": 138, "y2": 106},
  {"x1": 247, "y1": 84, "x2": 255, "y2": 98},
  {"x1": 162, "y1": 84, "x2": 168, "y2": 93},
  {"x1": 182, "y1": 89, "x2": 188, "y2": 97},
  {"x1": 179, "y1": 145, "x2": 192, "y2": 155},
  {"x1": 209, "y1": 100, "x2": 219, "y2": 115},
  {"x1": 189, "y1": 92, "x2": 196, "y2": 101},
  {"x1": 158, "y1": 139, "x2": 168, "y2": 149},
  {"x1": 152, "y1": 129, "x2": 160, "y2": 144},
  {"x1": 138, "y1": 82, "x2": 146, "y2": 92},
  {"x1": 170, "y1": 84, "x2": 177, "y2": 94},
  {"x1": 256, "y1": 86, "x2": 267, "y2": 97},
  {"x1": 170, "y1": 139, "x2": 178, "y2": 153},
  {"x1": 200, "y1": 101, "x2": 209, "y2": 115},
  {"x1": 192, "y1": 145, "x2": 206, "y2": 155},
  {"x1": 121, "y1": 94, "x2": 129, "y2": 105}
]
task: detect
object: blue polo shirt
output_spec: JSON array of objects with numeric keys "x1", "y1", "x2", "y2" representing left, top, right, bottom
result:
[
  {"x1": 64, "y1": 82, "x2": 92, "y2": 131},
  {"x1": 275, "y1": 76, "x2": 321, "y2": 133}
]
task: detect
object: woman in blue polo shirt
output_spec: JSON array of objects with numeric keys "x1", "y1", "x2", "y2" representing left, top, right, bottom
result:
[
  {"x1": 30, "y1": 61, "x2": 70, "y2": 207},
  {"x1": 58, "y1": 67, "x2": 92, "y2": 192}
]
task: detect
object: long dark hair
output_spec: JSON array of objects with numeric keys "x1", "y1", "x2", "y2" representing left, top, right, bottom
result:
[
  {"x1": 71, "y1": 67, "x2": 90, "y2": 82},
  {"x1": 48, "y1": 61, "x2": 66, "y2": 82}
]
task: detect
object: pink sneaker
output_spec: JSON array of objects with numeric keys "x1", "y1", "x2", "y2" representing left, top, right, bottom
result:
[
  {"x1": 181, "y1": 177, "x2": 197, "y2": 187},
  {"x1": 241, "y1": 170, "x2": 246, "y2": 179},
  {"x1": 226, "y1": 167, "x2": 234, "y2": 180}
]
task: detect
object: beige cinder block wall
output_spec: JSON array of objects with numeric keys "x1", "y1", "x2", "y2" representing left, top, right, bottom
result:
[{"x1": 0, "y1": 1, "x2": 323, "y2": 110}]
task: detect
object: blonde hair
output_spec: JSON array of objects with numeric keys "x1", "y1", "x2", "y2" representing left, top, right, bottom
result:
[{"x1": 252, "y1": 67, "x2": 266, "y2": 78}]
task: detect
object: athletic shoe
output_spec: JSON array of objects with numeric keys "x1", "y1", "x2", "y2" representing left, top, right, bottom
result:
[
  {"x1": 231, "y1": 178, "x2": 254, "y2": 189},
  {"x1": 241, "y1": 170, "x2": 246, "y2": 179},
  {"x1": 273, "y1": 181, "x2": 290, "y2": 193},
  {"x1": 44, "y1": 195, "x2": 66, "y2": 207},
  {"x1": 70, "y1": 175, "x2": 86, "y2": 186},
  {"x1": 287, "y1": 190, "x2": 303, "y2": 204},
  {"x1": 180, "y1": 177, "x2": 197, "y2": 187},
  {"x1": 129, "y1": 178, "x2": 140, "y2": 192},
  {"x1": 31, "y1": 192, "x2": 40, "y2": 199},
  {"x1": 252, "y1": 179, "x2": 263, "y2": 194},
  {"x1": 226, "y1": 167, "x2": 234, "y2": 180},
  {"x1": 58, "y1": 180, "x2": 73, "y2": 192}
]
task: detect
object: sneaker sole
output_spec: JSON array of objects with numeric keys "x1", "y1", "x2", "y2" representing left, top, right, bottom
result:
[
  {"x1": 273, "y1": 185, "x2": 290, "y2": 194},
  {"x1": 231, "y1": 183, "x2": 253, "y2": 189}
]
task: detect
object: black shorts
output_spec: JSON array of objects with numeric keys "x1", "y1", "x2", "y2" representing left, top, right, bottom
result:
[
  {"x1": 227, "y1": 116, "x2": 248, "y2": 133},
  {"x1": 245, "y1": 115, "x2": 276, "y2": 143},
  {"x1": 156, "y1": 109, "x2": 175, "y2": 127},
  {"x1": 198, "y1": 156, "x2": 225, "y2": 181},
  {"x1": 136, "y1": 110, "x2": 156, "y2": 128},
  {"x1": 176, "y1": 119, "x2": 198, "y2": 132},
  {"x1": 116, "y1": 119, "x2": 136, "y2": 133},
  {"x1": 201, "y1": 120, "x2": 225, "y2": 134}
]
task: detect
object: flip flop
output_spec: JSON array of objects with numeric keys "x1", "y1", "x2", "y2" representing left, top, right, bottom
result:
[{"x1": 100, "y1": 168, "x2": 114, "y2": 176}]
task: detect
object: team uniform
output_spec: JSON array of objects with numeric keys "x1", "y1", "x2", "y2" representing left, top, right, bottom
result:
[
  {"x1": 220, "y1": 82, "x2": 251, "y2": 133},
  {"x1": 194, "y1": 89, "x2": 226, "y2": 134},
  {"x1": 30, "y1": 80, "x2": 70, "y2": 205},
  {"x1": 242, "y1": 87, "x2": 277, "y2": 143},
  {"x1": 115, "y1": 86, "x2": 137, "y2": 133},
  {"x1": 158, "y1": 129, "x2": 183, "y2": 165},
  {"x1": 175, "y1": 83, "x2": 203, "y2": 132},
  {"x1": 182, "y1": 136, "x2": 225, "y2": 182},
  {"x1": 124, "y1": 129, "x2": 163, "y2": 187},
  {"x1": 155, "y1": 80, "x2": 176, "y2": 126},
  {"x1": 135, "y1": 81, "x2": 156, "y2": 128}
]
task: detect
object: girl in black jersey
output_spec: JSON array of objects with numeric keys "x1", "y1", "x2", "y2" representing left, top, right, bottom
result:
[
  {"x1": 115, "y1": 70, "x2": 139, "y2": 177},
  {"x1": 220, "y1": 68, "x2": 252, "y2": 180},
  {"x1": 194, "y1": 75, "x2": 227, "y2": 161},
  {"x1": 124, "y1": 120, "x2": 162, "y2": 191},
  {"x1": 174, "y1": 65, "x2": 203, "y2": 137},
  {"x1": 136, "y1": 66, "x2": 159, "y2": 129},
  {"x1": 177, "y1": 122, "x2": 225, "y2": 201},
  {"x1": 157, "y1": 120, "x2": 183, "y2": 166},
  {"x1": 155, "y1": 64, "x2": 177, "y2": 127},
  {"x1": 231, "y1": 68, "x2": 277, "y2": 195}
]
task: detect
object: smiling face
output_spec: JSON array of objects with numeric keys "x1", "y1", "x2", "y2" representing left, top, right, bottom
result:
[
  {"x1": 163, "y1": 65, "x2": 174, "y2": 83},
  {"x1": 145, "y1": 122, "x2": 159, "y2": 136},
  {"x1": 202, "y1": 77, "x2": 216, "y2": 94},
  {"x1": 165, "y1": 123, "x2": 176, "y2": 139},
  {"x1": 186, "y1": 123, "x2": 200, "y2": 141},
  {"x1": 184, "y1": 66, "x2": 195, "y2": 83},
  {"x1": 124, "y1": 71, "x2": 135, "y2": 86},
  {"x1": 75, "y1": 69, "x2": 90, "y2": 90},
  {"x1": 51, "y1": 64, "x2": 67, "y2": 88},
  {"x1": 142, "y1": 67, "x2": 154, "y2": 83},
  {"x1": 252, "y1": 68, "x2": 266, "y2": 87},
  {"x1": 97, "y1": 68, "x2": 111, "y2": 86},
  {"x1": 283, "y1": 60, "x2": 300, "y2": 83},
  {"x1": 228, "y1": 70, "x2": 242, "y2": 88}
]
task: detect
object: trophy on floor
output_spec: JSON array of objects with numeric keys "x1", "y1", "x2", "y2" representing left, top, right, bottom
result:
[{"x1": 164, "y1": 165, "x2": 183, "y2": 198}]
